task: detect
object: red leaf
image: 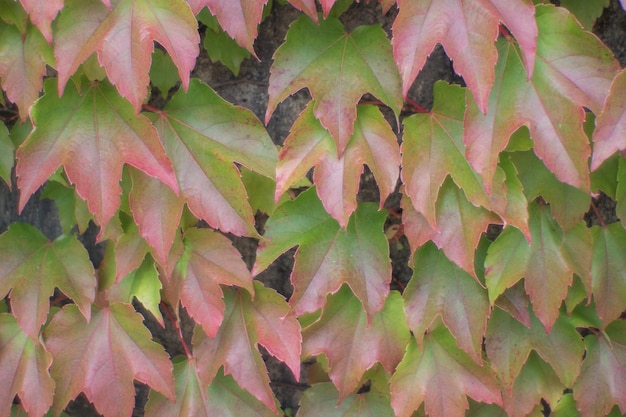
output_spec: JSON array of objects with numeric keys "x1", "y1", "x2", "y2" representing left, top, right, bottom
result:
[
  {"x1": 592, "y1": 69, "x2": 626, "y2": 170},
  {"x1": 54, "y1": 0, "x2": 199, "y2": 112},
  {"x1": 0, "y1": 314, "x2": 54, "y2": 417},
  {"x1": 44, "y1": 303, "x2": 175, "y2": 417},
  {"x1": 16, "y1": 78, "x2": 178, "y2": 230},
  {"x1": 302, "y1": 287, "x2": 410, "y2": 398},
  {"x1": 19, "y1": 0, "x2": 63, "y2": 42},
  {"x1": 392, "y1": 0, "x2": 537, "y2": 112}
]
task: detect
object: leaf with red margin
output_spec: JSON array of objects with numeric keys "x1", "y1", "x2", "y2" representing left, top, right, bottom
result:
[
  {"x1": 44, "y1": 303, "x2": 175, "y2": 417},
  {"x1": 592, "y1": 69, "x2": 626, "y2": 170},
  {"x1": 19, "y1": 0, "x2": 63, "y2": 42},
  {"x1": 302, "y1": 287, "x2": 410, "y2": 398},
  {"x1": 54, "y1": 0, "x2": 199, "y2": 112},
  {"x1": 276, "y1": 103, "x2": 400, "y2": 228},
  {"x1": 573, "y1": 320, "x2": 626, "y2": 417},
  {"x1": 485, "y1": 307, "x2": 583, "y2": 393},
  {"x1": 464, "y1": 6, "x2": 620, "y2": 191},
  {"x1": 16, "y1": 78, "x2": 178, "y2": 230},
  {"x1": 186, "y1": 0, "x2": 267, "y2": 55},
  {"x1": 267, "y1": 16, "x2": 402, "y2": 154},
  {"x1": 167, "y1": 227, "x2": 253, "y2": 338},
  {"x1": 404, "y1": 242, "x2": 490, "y2": 363},
  {"x1": 392, "y1": 0, "x2": 537, "y2": 112},
  {"x1": 298, "y1": 383, "x2": 396, "y2": 417},
  {"x1": 0, "y1": 314, "x2": 54, "y2": 417},
  {"x1": 193, "y1": 283, "x2": 301, "y2": 411},
  {"x1": 0, "y1": 223, "x2": 96, "y2": 340},
  {"x1": 149, "y1": 78, "x2": 276, "y2": 237},
  {"x1": 253, "y1": 188, "x2": 391, "y2": 320},
  {"x1": 0, "y1": 20, "x2": 52, "y2": 121},
  {"x1": 144, "y1": 358, "x2": 280, "y2": 417},
  {"x1": 590, "y1": 223, "x2": 626, "y2": 324},
  {"x1": 390, "y1": 324, "x2": 502, "y2": 417},
  {"x1": 285, "y1": 0, "x2": 318, "y2": 22}
]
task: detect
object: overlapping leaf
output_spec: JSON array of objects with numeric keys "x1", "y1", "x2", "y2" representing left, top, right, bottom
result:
[
  {"x1": 149, "y1": 78, "x2": 276, "y2": 236},
  {"x1": 0, "y1": 314, "x2": 54, "y2": 417},
  {"x1": 0, "y1": 223, "x2": 96, "y2": 339},
  {"x1": 390, "y1": 324, "x2": 502, "y2": 417},
  {"x1": 44, "y1": 303, "x2": 175, "y2": 417},
  {"x1": 464, "y1": 5, "x2": 620, "y2": 191},
  {"x1": 302, "y1": 287, "x2": 410, "y2": 398},
  {"x1": 276, "y1": 103, "x2": 400, "y2": 227},
  {"x1": 253, "y1": 188, "x2": 391, "y2": 320},
  {"x1": 192, "y1": 283, "x2": 301, "y2": 411},
  {"x1": 297, "y1": 383, "x2": 396, "y2": 417},
  {"x1": 54, "y1": 0, "x2": 199, "y2": 111},
  {"x1": 392, "y1": 0, "x2": 537, "y2": 112},
  {"x1": 16, "y1": 78, "x2": 178, "y2": 229},
  {"x1": 267, "y1": 16, "x2": 402, "y2": 154},
  {"x1": 0, "y1": 123, "x2": 13, "y2": 186},
  {"x1": 592, "y1": 69, "x2": 626, "y2": 170},
  {"x1": 404, "y1": 242, "x2": 490, "y2": 363},
  {"x1": 19, "y1": 0, "x2": 63, "y2": 42}
]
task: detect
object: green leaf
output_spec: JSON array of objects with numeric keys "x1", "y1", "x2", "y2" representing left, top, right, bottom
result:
[
  {"x1": 561, "y1": 0, "x2": 609, "y2": 30},
  {"x1": 267, "y1": 16, "x2": 402, "y2": 154},
  {"x1": 41, "y1": 180, "x2": 92, "y2": 235},
  {"x1": 302, "y1": 287, "x2": 410, "y2": 398},
  {"x1": 0, "y1": 122, "x2": 14, "y2": 187},
  {"x1": 297, "y1": 383, "x2": 396, "y2": 417},
  {"x1": 202, "y1": 22, "x2": 251, "y2": 76},
  {"x1": 0, "y1": 223, "x2": 96, "y2": 339},
  {"x1": 404, "y1": 242, "x2": 490, "y2": 363},
  {"x1": 0, "y1": 314, "x2": 54, "y2": 417},
  {"x1": 253, "y1": 188, "x2": 391, "y2": 320},
  {"x1": 149, "y1": 49, "x2": 181, "y2": 95},
  {"x1": 44, "y1": 303, "x2": 175, "y2": 417}
]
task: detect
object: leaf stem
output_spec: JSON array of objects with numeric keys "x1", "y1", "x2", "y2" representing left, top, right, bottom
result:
[
  {"x1": 590, "y1": 200, "x2": 606, "y2": 227},
  {"x1": 141, "y1": 103, "x2": 163, "y2": 114},
  {"x1": 161, "y1": 301, "x2": 192, "y2": 358}
]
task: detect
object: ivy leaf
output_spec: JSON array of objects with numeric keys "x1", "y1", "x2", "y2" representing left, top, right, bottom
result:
[
  {"x1": 464, "y1": 6, "x2": 620, "y2": 191},
  {"x1": 592, "y1": 69, "x2": 626, "y2": 170},
  {"x1": 0, "y1": 123, "x2": 13, "y2": 187},
  {"x1": 169, "y1": 227, "x2": 253, "y2": 338},
  {"x1": 390, "y1": 324, "x2": 502, "y2": 417},
  {"x1": 404, "y1": 242, "x2": 490, "y2": 363},
  {"x1": 276, "y1": 103, "x2": 400, "y2": 228},
  {"x1": 54, "y1": 0, "x2": 199, "y2": 112},
  {"x1": 0, "y1": 314, "x2": 54, "y2": 417},
  {"x1": 302, "y1": 287, "x2": 410, "y2": 398},
  {"x1": 150, "y1": 78, "x2": 276, "y2": 236},
  {"x1": 590, "y1": 223, "x2": 626, "y2": 324},
  {"x1": 0, "y1": 20, "x2": 51, "y2": 121},
  {"x1": 253, "y1": 188, "x2": 391, "y2": 320},
  {"x1": 0, "y1": 223, "x2": 96, "y2": 339},
  {"x1": 392, "y1": 0, "x2": 537, "y2": 112},
  {"x1": 267, "y1": 16, "x2": 402, "y2": 154},
  {"x1": 297, "y1": 383, "x2": 396, "y2": 417},
  {"x1": 145, "y1": 358, "x2": 279, "y2": 417},
  {"x1": 193, "y1": 283, "x2": 301, "y2": 411},
  {"x1": 187, "y1": 0, "x2": 267, "y2": 55},
  {"x1": 573, "y1": 320, "x2": 626, "y2": 417},
  {"x1": 18, "y1": 0, "x2": 63, "y2": 42},
  {"x1": 561, "y1": 0, "x2": 609, "y2": 29},
  {"x1": 149, "y1": 49, "x2": 181, "y2": 95},
  {"x1": 16, "y1": 78, "x2": 178, "y2": 230},
  {"x1": 44, "y1": 303, "x2": 175, "y2": 417}
]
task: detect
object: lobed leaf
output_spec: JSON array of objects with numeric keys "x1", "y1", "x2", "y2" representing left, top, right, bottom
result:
[{"x1": 297, "y1": 383, "x2": 396, "y2": 417}]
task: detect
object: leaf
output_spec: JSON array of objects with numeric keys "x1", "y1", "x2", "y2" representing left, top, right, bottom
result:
[
  {"x1": 392, "y1": 0, "x2": 537, "y2": 112},
  {"x1": 302, "y1": 287, "x2": 410, "y2": 398},
  {"x1": 193, "y1": 283, "x2": 301, "y2": 411},
  {"x1": 276, "y1": 103, "x2": 400, "y2": 228},
  {"x1": 590, "y1": 223, "x2": 626, "y2": 324},
  {"x1": 253, "y1": 188, "x2": 391, "y2": 320},
  {"x1": 390, "y1": 324, "x2": 502, "y2": 417},
  {"x1": 0, "y1": 314, "x2": 54, "y2": 417},
  {"x1": 561, "y1": 0, "x2": 609, "y2": 29},
  {"x1": 0, "y1": 123, "x2": 13, "y2": 187},
  {"x1": 149, "y1": 78, "x2": 276, "y2": 236},
  {"x1": 169, "y1": 227, "x2": 253, "y2": 338},
  {"x1": 267, "y1": 16, "x2": 402, "y2": 154},
  {"x1": 41, "y1": 180, "x2": 93, "y2": 235},
  {"x1": 54, "y1": 0, "x2": 199, "y2": 112},
  {"x1": 464, "y1": 6, "x2": 620, "y2": 191},
  {"x1": 297, "y1": 383, "x2": 396, "y2": 417},
  {"x1": 16, "y1": 78, "x2": 178, "y2": 230},
  {"x1": 0, "y1": 20, "x2": 52, "y2": 121},
  {"x1": 18, "y1": 0, "x2": 63, "y2": 42},
  {"x1": 404, "y1": 242, "x2": 490, "y2": 363},
  {"x1": 573, "y1": 320, "x2": 626, "y2": 417},
  {"x1": 149, "y1": 49, "x2": 181, "y2": 95},
  {"x1": 145, "y1": 358, "x2": 279, "y2": 417},
  {"x1": 0, "y1": 223, "x2": 96, "y2": 339},
  {"x1": 44, "y1": 303, "x2": 175, "y2": 417},
  {"x1": 187, "y1": 0, "x2": 267, "y2": 55},
  {"x1": 592, "y1": 69, "x2": 626, "y2": 170}
]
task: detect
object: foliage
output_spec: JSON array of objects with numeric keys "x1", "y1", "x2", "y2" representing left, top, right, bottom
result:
[{"x1": 0, "y1": 0, "x2": 625, "y2": 416}]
